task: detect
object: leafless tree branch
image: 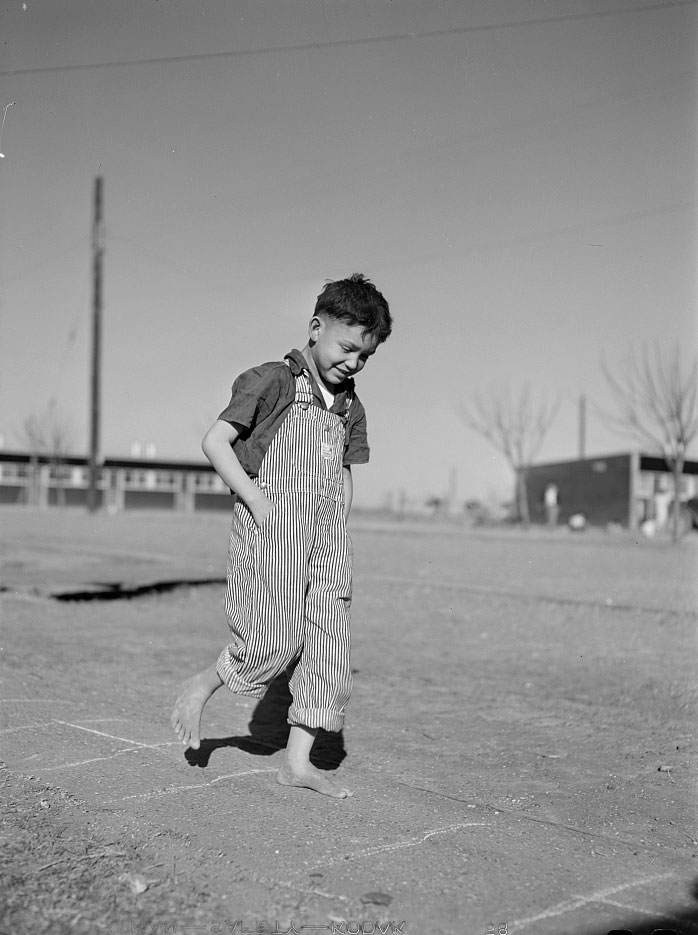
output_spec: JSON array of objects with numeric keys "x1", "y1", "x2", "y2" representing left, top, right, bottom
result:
[
  {"x1": 602, "y1": 343, "x2": 698, "y2": 540},
  {"x1": 462, "y1": 384, "x2": 560, "y2": 525},
  {"x1": 16, "y1": 402, "x2": 75, "y2": 458}
]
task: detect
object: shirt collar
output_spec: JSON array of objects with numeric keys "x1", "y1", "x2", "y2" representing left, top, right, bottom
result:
[
  {"x1": 284, "y1": 348, "x2": 355, "y2": 404},
  {"x1": 284, "y1": 349, "x2": 308, "y2": 376}
]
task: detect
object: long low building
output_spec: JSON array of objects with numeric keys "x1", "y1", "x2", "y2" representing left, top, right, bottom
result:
[
  {"x1": 524, "y1": 451, "x2": 698, "y2": 530},
  {"x1": 0, "y1": 451, "x2": 233, "y2": 513}
]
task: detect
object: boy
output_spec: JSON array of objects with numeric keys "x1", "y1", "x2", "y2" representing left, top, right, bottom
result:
[{"x1": 172, "y1": 273, "x2": 392, "y2": 798}]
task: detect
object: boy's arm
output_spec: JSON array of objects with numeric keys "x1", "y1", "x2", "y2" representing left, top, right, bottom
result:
[
  {"x1": 343, "y1": 466, "x2": 353, "y2": 520},
  {"x1": 202, "y1": 420, "x2": 273, "y2": 527}
]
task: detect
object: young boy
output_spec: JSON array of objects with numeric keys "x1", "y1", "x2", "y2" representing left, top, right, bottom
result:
[{"x1": 172, "y1": 273, "x2": 392, "y2": 798}]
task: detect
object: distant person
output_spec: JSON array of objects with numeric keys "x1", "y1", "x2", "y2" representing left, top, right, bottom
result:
[
  {"x1": 653, "y1": 486, "x2": 672, "y2": 531},
  {"x1": 544, "y1": 482, "x2": 559, "y2": 527},
  {"x1": 172, "y1": 274, "x2": 392, "y2": 798}
]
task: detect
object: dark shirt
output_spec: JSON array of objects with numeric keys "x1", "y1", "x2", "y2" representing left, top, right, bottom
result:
[{"x1": 217, "y1": 348, "x2": 370, "y2": 478}]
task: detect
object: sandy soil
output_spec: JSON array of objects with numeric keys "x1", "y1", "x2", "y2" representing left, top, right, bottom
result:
[{"x1": 1, "y1": 507, "x2": 697, "y2": 935}]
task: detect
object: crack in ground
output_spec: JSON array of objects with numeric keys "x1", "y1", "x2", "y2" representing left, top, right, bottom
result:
[
  {"x1": 50, "y1": 577, "x2": 225, "y2": 601},
  {"x1": 395, "y1": 781, "x2": 677, "y2": 854},
  {"x1": 42, "y1": 572, "x2": 695, "y2": 615}
]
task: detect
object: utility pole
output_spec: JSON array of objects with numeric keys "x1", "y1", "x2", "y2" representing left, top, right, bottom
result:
[
  {"x1": 578, "y1": 393, "x2": 586, "y2": 460},
  {"x1": 87, "y1": 176, "x2": 104, "y2": 512}
]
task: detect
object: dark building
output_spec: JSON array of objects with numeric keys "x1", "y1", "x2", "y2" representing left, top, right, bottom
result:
[
  {"x1": 0, "y1": 451, "x2": 232, "y2": 513},
  {"x1": 525, "y1": 452, "x2": 698, "y2": 530}
]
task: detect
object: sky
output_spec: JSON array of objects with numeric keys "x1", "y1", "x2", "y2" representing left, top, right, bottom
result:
[{"x1": 1, "y1": 0, "x2": 696, "y2": 508}]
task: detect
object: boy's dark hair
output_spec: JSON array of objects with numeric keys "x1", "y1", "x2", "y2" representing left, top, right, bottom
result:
[{"x1": 315, "y1": 273, "x2": 392, "y2": 344}]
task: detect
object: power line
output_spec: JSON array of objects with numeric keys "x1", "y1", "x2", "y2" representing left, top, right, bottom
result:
[
  {"x1": 125, "y1": 68, "x2": 696, "y2": 239},
  {"x1": 72, "y1": 199, "x2": 694, "y2": 305},
  {"x1": 357, "y1": 199, "x2": 697, "y2": 275},
  {"x1": 2, "y1": 1, "x2": 696, "y2": 77}
]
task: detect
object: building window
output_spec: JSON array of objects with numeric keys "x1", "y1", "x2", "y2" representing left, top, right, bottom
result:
[
  {"x1": 0, "y1": 464, "x2": 28, "y2": 480},
  {"x1": 71, "y1": 467, "x2": 85, "y2": 486},
  {"x1": 49, "y1": 464, "x2": 72, "y2": 482}
]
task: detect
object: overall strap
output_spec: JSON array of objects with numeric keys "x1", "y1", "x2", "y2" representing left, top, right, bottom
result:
[
  {"x1": 294, "y1": 371, "x2": 314, "y2": 410},
  {"x1": 291, "y1": 363, "x2": 353, "y2": 421},
  {"x1": 339, "y1": 384, "x2": 354, "y2": 424}
]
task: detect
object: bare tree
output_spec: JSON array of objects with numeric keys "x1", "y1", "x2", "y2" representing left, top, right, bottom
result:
[
  {"x1": 16, "y1": 402, "x2": 75, "y2": 506},
  {"x1": 602, "y1": 344, "x2": 698, "y2": 541},
  {"x1": 19, "y1": 402, "x2": 75, "y2": 456},
  {"x1": 462, "y1": 385, "x2": 559, "y2": 527}
]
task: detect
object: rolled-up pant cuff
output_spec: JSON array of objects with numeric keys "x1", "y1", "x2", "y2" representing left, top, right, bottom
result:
[
  {"x1": 216, "y1": 650, "x2": 266, "y2": 698},
  {"x1": 287, "y1": 705, "x2": 345, "y2": 733}
]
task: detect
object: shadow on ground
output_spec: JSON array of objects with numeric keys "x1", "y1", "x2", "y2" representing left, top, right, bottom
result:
[
  {"x1": 183, "y1": 670, "x2": 347, "y2": 771},
  {"x1": 613, "y1": 877, "x2": 698, "y2": 935},
  {"x1": 601, "y1": 890, "x2": 698, "y2": 935},
  {"x1": 514, "y1": 879, "x2": 698, "y2": 935}
]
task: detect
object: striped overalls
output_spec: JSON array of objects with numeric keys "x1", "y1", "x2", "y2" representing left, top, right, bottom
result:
[{"x1": 216, "y1": 371, "x2": 353, "y2": 733}]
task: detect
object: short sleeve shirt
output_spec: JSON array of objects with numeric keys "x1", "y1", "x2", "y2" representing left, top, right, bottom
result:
[{"x1": 217, "y1": 349, "x2": 370, "y2": 478}]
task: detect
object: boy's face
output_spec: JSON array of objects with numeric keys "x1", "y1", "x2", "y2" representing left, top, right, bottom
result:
[{"x1": 307, "y1": 316, "x2": 379, "y2": 389}]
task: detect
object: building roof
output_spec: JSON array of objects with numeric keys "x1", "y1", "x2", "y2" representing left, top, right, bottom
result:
[
  {"x1": 0, "y1": 451, "x2": 216, "y2": 472},
  {"x1": 530, "y1": 451, "x2": 698, "y2": 475}
]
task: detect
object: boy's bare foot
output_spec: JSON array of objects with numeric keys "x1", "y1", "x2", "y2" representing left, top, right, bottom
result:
[
  {"x1": 171, "y1": 665, "x2": 222, "y2": 750},
  {"x1": 277, "y1": 756, "x2": 353, "y2": 799}
]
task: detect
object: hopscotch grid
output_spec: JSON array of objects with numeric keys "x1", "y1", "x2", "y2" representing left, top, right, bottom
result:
[
  {"x1": 118, "y1": 768, "x2": 278, "y2": 801},
  {"x1": 510, "y1": 871, "x2": 676, "y2": 930},
  {"x1": 599, "y1": 897, "x2": 691, "y2": 926},
  {"x1": 41, "y1": 747, "x2": 143, "y2": 772},
  {"x1": 1, "y1": 717, "x2": 132, "y2": 736},
  {"x1": 20, "y1": 741, "x2": 182, "y2": 773},
  {"x1": 69, "y1": 717, "x2": 131, "y2": 725},
  {"x1": 1, "y1": 715, "x2": 206, "y2": 772},
  {"x1": 53, "y1": 719, "x2": 174, "y2": 754},
  {"x1": 312, "y1": 821, "x2": 489, "y2": 869}
]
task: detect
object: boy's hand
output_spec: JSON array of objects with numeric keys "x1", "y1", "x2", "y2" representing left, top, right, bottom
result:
[{"x1": 247, "y1": 491, "x2": 274, "y2": 528}]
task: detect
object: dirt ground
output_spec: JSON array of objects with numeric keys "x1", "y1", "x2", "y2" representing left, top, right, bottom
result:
[{"x1": 1, "y1": 506, "x2": 697, "y2": 935}]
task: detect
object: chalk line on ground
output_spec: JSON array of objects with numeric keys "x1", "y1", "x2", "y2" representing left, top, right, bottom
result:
[
  {"x1": 510, "y1": 871, "x2": 676, "y2": 930},
  {"x1": 19, "y1": 743, "x2": 185, "y2": 773},
  {"x1": 313, "y1": 821, "x2": 489, "y2": 869},
  {"x1": 53, "y1": 719, "x2": 174, "y2": 754},
  {"x1": 2, "y1": 715, "x2": 196, "y2": 772},
  {"x1": 600, "y1": 898, "x2": 693, "y2": 927},
  {"x1": 41, "y1": 747, "x2": 143, "y2": 771},
  {"x1": 70, "y1": 717, "x2": 131, "y2": 724},
  {"x1": 0, "y1": 716, "x2": 131, "y2": 736},
  {"x1": 118, "y1": 767, "x2": 278, "y2": 801}
]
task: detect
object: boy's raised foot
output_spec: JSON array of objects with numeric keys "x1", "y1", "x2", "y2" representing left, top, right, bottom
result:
[
  {"x1": 171, "y1": 664, "x2": 222, "y2": 750},
  {"x1": 276, "y1": 757, "x2": 353, "y2": 798}
]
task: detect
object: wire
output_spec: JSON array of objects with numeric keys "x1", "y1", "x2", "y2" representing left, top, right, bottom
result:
[
  {"x1": 128, "y1": 66, "x2": 692, "y2": 241},
  {"x1": 1, "y1": 1, "x2": 696, "y2": 77},
  {"x1": 356, "y1": 199, "x2": 697, "y2": 275}
]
